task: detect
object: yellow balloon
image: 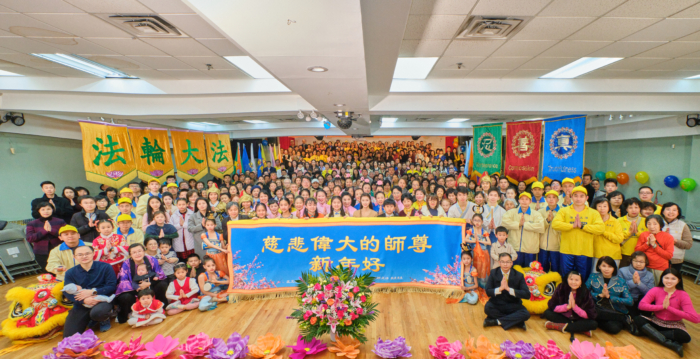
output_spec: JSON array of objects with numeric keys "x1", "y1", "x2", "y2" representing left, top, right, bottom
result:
[
  {"x1": 635, "y1": 171, "x2": 649, "y2": 184},
  {"x1": 605, "y1": 171, "x2": 616, "y2": 179}
]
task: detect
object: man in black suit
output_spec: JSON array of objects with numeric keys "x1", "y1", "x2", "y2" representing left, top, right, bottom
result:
[{"x1": 483, "y1": 253, "x2": 531, "y2": 330}]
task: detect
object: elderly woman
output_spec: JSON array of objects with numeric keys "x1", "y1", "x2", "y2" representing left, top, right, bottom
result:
[
  {"x1": 660, "y1": 203, "x2": 693, "y2": 273},
  {"x1": 26, "y1": 202, "x2": 66, "y2": 271},
  {"x1": 114, "y1": 243, "x2": 168, "y2": 324}
]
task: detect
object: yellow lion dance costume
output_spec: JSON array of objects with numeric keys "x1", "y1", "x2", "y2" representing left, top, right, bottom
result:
[
  {"x1": 1, "y1": 274, "x2": 72, "y2": 346},
  {"x1": 513, "y1": 261, "x2": 562, "y2": 314}
]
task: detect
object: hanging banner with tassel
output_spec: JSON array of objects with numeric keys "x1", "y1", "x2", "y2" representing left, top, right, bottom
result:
[
  {"x1": 505, "y1": 120, "x2": 542, "y2": 185},
  {"x1": 78, "y1": 120, "x2": 137, "y2": 188},
  {"x1": 128, "y1": 127, "x2": 174, "y2": 183},
  {"x1": 542, "y1": 115, "x2": 587, "y2": 183},
  {"x1": 471, "y1": 123, "x2": 503, "y2": 177},
  {"x1": 204, "y1": 132, "x2": 233, "y2": 179},
  {"x1": 171, "y1": 129, "x2": 208, "y2": 181}
]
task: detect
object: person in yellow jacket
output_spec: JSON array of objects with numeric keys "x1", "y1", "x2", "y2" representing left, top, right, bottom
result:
[
  {"x1": 591, "y1": 197, "x2": 624, "y2": 272},
  {"x1": 552, "y1": 186, "x2": 605, "y2": 281},
  {"x1": 618, "y1": 197, "x2": 647, "y2": 268},
  {"x1": 106, "y1": 187, "x2": 138, "y2": 218},
  {"x1": 557, "y1": 178, "x2": 576, "y2": 207},
  {"x1": 115, "y1": 214, "x2": 145, "y2": 245},
  {"x1": 109, "y1": 197, "x2": 143, "y2": 230},
  {"x1": 46, "y1": 225, "x2": 84, "y2": 281},
  {"x1": 529, "y1": 181, "x2": 546, "y2": 212},
  {"x1": 134, "y1": 179, "x2": 162, "y2": 216},
  {"x1": 538, "y1": 190, "x2": 562, "y2": 273},
  {"x1": 501, "y1": 192, "x2": 545, "y2": 267}
]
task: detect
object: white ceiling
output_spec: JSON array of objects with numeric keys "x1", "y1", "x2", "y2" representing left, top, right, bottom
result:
[{"x1": 2, "y1": 0, "x2": 700, "y2": 138}]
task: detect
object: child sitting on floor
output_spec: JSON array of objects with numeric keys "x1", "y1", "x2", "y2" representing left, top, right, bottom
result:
[
  {"x1": 165, "y1": 263, "x2": 200, "y2": 316},
  {"x1": 62, "y1": 283, "x2": 115, "y2": 308},
  {"x1": 131, "y1": 263, "x2": 158, "y2": 290},
  {"x1": 197, "y1": 256, "x2": 229, "y2": 311},
  {"x1": 127, "y1": 288, "x2": 166, "y2": 328},
  {"x1": 460, "y1": 251, "x2": 478, "y2": 304}
]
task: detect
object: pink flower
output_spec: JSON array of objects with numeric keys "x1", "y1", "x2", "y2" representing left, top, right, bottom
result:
[
  {"x1": 135, "y1": 334, "x2": 179, "y2": 359},
  {"x1": 150, "y1": 170, "x2": 164, "y2": 177},
  {"x1": 360, "y1": 295, "x2": 366, "y2": 303},
  {"x1": 429, "y1": 336, "x2": 464, "y2": 359},
  {"x1": 569, "y1": 339, "x2": 608, "y2": 359},
  {"x1": 178, "y1": 332, "x2": 213, "y2": 359},
  {"x1": 106, "y1": 171, "x2": 124, "y2": 179},
  {"x1": 287, "y1": 335, "x2": 327, "y2": 359},
  {"x1": 187, "y1": 168, "x2": 199, "y2": 175},
  {"x1": 534, "y1": 340, "x2": 570, "y2": 359},
  {"x1": 218, "y1": 166, "x2": 227, "y2": 172},
  {"x1": 314, "y1": 283, "x2": 322, "y2": 291},
  {"x1": 325, "y1": 284, "x2": 333, "y2": 291},
  {"x1": 317, "y1": 293, "x2": 324, "y2": 301},
  {"x1": 357, "y1": 308, "x2": 363, "y2": 315},
  {"x1": 103, "y1": 335, "x2": 146, "y2": 359},
  {"x1": 353, "y1": 287, "x2": 360, "y2": 293}
]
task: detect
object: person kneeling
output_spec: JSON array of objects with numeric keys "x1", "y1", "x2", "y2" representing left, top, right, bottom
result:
[
  {"x1": 544, "y1": 271, "x2": 598, "y2": 342},
  {"x1": 127, "y1": 288, "x2": 166, "y2": 328},
  {"x1": 483, "y1": 253, "x2": 531, "y2": 330}
]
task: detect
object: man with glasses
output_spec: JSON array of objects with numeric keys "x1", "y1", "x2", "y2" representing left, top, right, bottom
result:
[
  {"x1": 638, "y1": 186, "x2": 661, "y2": 214},
  {"x1": 62, "y1": 245, "x2": 117, "y2": 337},
  {"x1": 483, "y1": 253, "x2": 531, "y2": 330}
]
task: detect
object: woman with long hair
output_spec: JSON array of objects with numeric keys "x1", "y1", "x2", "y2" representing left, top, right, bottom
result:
[
  {"x1": 544, "y1": 271, "x2": 598, "y2": 341},
  {"x1": 585, "y1": 256, "x2": 633, "y2": 335},
  {"x1": 143, "y1": 196, "x2": 167, "y2": 232},
  {"x1": 326, "y1": 196, "x2": 347, "y2": 218},
  {"x1": 187, "y1": 197, "x2": 221, "y2": 258},
  {"x1": 353, "y1": 193, "x2": 378, "y2": 218}
]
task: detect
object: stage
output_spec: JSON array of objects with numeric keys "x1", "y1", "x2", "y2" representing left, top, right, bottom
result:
[{"x1": 1, "y1": 275, "x2": 699, "y2": 358}]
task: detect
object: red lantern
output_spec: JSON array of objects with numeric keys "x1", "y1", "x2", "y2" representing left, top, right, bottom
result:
[{"x1": 617, "y1": 172, "x2": 630, "y2": 185}]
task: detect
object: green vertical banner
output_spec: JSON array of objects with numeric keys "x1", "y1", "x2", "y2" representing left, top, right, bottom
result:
[{"x1": 472, "y1": 123, "x2": 503, "y2": 176}]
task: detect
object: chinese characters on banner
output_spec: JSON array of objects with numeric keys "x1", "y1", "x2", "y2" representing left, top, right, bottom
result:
[
  {"x1": 204, "y1": 132, "x2": 234, "y2": 179},
  {"x1": 78, "y1": 121, "x2": 137, "y2": 188},
  {"x1": 471, "y1": 123, "x2": 503, "y2": 178},
  {"x1": 542, "y1": 115, "x2": 587, "y2": 183},
  {"x1": 170, "y1": 129, "x2": 209, "y2": 182},
  {"x1": 504, "y1": 120, "x2": 543, "y2": 185},
  {"x1": 226, "y1": 217, "x2": 465, "y2": 299},
  {"x1": 128, "y1": 127, "x2": 174, "y2": 183}
]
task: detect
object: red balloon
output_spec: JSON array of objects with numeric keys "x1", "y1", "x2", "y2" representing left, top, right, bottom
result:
[{"x1": 617, "y1": 172, "x2": 630, "y2": 185}]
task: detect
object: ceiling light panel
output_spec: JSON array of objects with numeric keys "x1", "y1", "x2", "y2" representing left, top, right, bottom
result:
[
  {"x1": 540, "y1": 57, "x2": 623, "y2": 79},
  {"x1": 243, "y1": 120, "x2": 268, "y2": 124},
  {"x1": 224, "y1": 56, "x2": 274, "y2": 79},
  {"x1": 31, "y1": 53, "x2": 138, "y2": 78},
  {"x1": 447, "y1": 118, "x2": 469, "y2": 123},
  {"x1": 0, "y1": 69, "x2": 22, "y2": 76},
  {"x1": 393, "y1": 57, "x2": 438, "y2": 79}
]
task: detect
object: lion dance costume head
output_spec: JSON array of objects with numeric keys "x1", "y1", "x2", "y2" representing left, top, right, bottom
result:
[
  {"x1": 514, "y1": 261, "x2": 562, "y2": 314},
  {"x1": 1, "y1": 274, "x2": 72, "y2": 345}
]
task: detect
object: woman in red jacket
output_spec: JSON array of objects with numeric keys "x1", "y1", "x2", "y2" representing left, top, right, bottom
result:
[{"x1": 634, "y1": 215, "x2": 674, "y2": 284}]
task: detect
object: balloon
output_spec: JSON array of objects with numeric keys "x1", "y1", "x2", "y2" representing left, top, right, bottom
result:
[
  {"x1": 262, "y1": 139, "x2": 268, "y2": 146},
  {"x1": 595, "y1": 171, "x2": 606, "y2": 181},
  {"x1": 635, "y1": 171, "x2": 649, "y2": 184},
  {"x1": 680, "y1": 178, "x2": 697, "y2": 192},
  {"x1": 460, "y1": 145, "x2": 466, "y2": 153},
  {"x1": 617, "y1": 172, "x2": 629, "y2": 185},
  {"x1": 323, "y1": 121, "x2": 331, "y2": 129},
  {"x1": 606, "y1": 171, "x2": 616, "y2": 179},
  {"x1": 453, "y1": 138, "x2": 459, "y2": 147},
  {"x1": 664, "y1": 175, "x2": 680, "y2": 188}
]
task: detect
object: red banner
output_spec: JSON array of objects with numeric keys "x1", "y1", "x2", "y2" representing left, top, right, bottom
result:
[{"x1": 505, "y1": 121, "x2": 542, "y2": 185}]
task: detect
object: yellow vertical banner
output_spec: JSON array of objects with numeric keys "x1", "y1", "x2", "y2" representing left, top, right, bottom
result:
[
  {"x1": 79, "y1": 120, "x2": 137, "y2": 188},
  {"x1": 204, "y1": 132, "x2": 233, "y2": 179},
  {"x1": 128, "y1": 127, "x2": 175, "y2": 183},
  {"x1": 171, "y1": 129, "x2": 208, "y2": 181}
]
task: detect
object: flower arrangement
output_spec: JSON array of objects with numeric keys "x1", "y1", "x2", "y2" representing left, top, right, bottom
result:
[
  {"x1": 102, "y1": 335, "x2": 146, "y2": 359},
  {"x1": 44, "y1": 329, "x2": 103, "y2": 359},
  {"x1": 288, "y1": 335, "x2": 327, "y2": 359},
  {"x1": 327, "y1": 336, "x2": 361, "y2": 359},
  {"x1": 373, "y1": 337, "x2": 411, "y2": 358},
  {"x1": 501, "y1": 340, "x2": 535, "y2": 359},
  {"x1": 429, "y1": 336, "x2": 464, "y2": 359},
  {"x1": 604, "y1": 342, "x2": 640, "y2": 359},
  {"x1": 569, "y1": 339, "x2": 608, "y2": 359},
  {"x1": 534, "y1": 340, "x2": 570, "y2": 359},
  {"x1": 290, "y1": 264, "x2": 379, "y2": 343},
  {"x1": 465, "y1": 335, "x2": 504, "y2": 359}
]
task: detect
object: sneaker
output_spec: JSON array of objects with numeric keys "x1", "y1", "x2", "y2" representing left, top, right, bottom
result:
[
  {"x1": 99, "y1": 319, "x2": 111, "y2": 332},
  {"x1": 518, "y1": 322, "x2": 527, "y2": 331},
  {"x1": 545, "y1": 321, "x2": 567, "y2": 332},
  {"x1": 483, "y1": 318, "x2": 499, "y2": 327}
]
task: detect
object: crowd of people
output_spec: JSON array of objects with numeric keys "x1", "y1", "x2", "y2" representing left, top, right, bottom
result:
[{"x1": 24, "y1": 139, "x2": 698, "y2": 356}]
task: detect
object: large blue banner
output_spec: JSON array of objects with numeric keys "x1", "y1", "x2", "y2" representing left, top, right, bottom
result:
[
  {"x1": 226, "y1": 217, "x2": 464, "y2": 298},
  {"x1": 542, "y1": 115, "x2": 587, "y2": 183}
]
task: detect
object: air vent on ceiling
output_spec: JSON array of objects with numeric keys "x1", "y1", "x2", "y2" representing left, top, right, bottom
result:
[
  {"x1": 96, "y1": 14, "x2": 186, "y2": 37},
  {"x1": 456, "y1": 16, "x2": 530, "y2": 40}
]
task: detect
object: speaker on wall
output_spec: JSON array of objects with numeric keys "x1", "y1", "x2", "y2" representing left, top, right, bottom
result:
[
  {"x1": 314, "y1": 136, "x2": 324, "y2": 141},
  {"x1": 411, "y1": 136, "x2": 421, "y2": 140}
]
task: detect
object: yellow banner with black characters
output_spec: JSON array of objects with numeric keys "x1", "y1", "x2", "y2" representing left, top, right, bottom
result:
[
  {"x1": 170, "y1": 129, "x2": 208, "y2": 182},
  {"x1": 128, "y1": 127, "x2": 175, "y2": 183},
  {"x1": 79, "y1": 121, "x2": 137, "y2": 188},
  {"x1": 204, "y1": 132, "x2": 233, "y2": 179}
]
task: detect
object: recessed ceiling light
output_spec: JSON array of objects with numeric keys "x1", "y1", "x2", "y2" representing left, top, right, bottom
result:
[
  {"x1": 447, "y1": 118, "x2": 469, "y2": 123},
  {"x1": 0, "y1": 69, "x2": 22, "y2": 76},
  {"x1": 307, "y1": 66, "x2": 328, "y2": 72},
  {"x1": 297, "y1": 110, "x2": 305, "y2": 120},
  {"x1": 685, "y1": 74, "x2": 700, "y2": 79},
  {"x1": 243, "y1": 120, "x2": 267, "y2": 124},
  {"x1": 199, "y1": 122, "x2": 219, "y2": 126},
  {"x1": 540, "y1": 57, "x2": 623, "y2": 79},
  {"x1": 334, "y1": 103, "x2": 345, "y2": 107},
  {"x1": 382, "y1": 117, "x2": 398, "y2": 123},
  {"x1": 393, "y1": 57, "x2": 438, "y2": 79},
  {"x1": 224, "y1": 56, "x2": 274, "y2": 79},
  {"x1": 31, "y1": 53, "x2": 138, "y2": 78}
]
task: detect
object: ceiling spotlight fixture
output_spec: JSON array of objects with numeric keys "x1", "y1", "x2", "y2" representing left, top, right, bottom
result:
[
  {"x1": 619, "y1": 114, "x2": 623, "y2": 120},
  {"x1": 456, "y1": 62, "x2": 463, "y2": 69},
  {"x1": 629, "y1": 114, "x2": 633, "y2": 117},
  {"x1": 305, "y1": 115, "x2": 311, "y2": 122},
  {"x1": 206, "y1": 64, "x2": 213, "y2": 70},
  {"x1": 1, "y1": 112, "x2": 25, "y2": 126},
  {"x1": 307, "y1": 66, "x2": 328, "y2": 72},
  {"x1": 334, "y1": 103, "x2": 345, "y2": 107},
  {"x1": 310, "y1": 110, "x2": 318, "y2": 119},
  {"x1": 608, "y1": 115, "x2": 612, "y2": 121},
  {"x1": 297, "y1": 110, "x2": 305, "y2": 120}
]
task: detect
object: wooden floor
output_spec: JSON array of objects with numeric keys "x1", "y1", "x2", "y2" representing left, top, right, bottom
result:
[{"x1": 1, "y1": 275, "x2": 699, "y2": 358}]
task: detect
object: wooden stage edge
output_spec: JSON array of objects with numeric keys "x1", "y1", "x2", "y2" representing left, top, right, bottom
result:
[{"x1": 1, "y1": 274, "x2": 699, "y2": 358}]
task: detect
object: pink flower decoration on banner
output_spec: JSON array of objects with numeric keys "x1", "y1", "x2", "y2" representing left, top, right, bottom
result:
[
  {"x1": 178, "y1": 332, "x2": 213, "y2": 359},
  {"x1": 429, "y1": 336, "x2": 464, "y2": 359},
  {"x1": 106, "y1": 171, "x2": 124, "y2": 179},
  {"x1": 569, "y1": 339, "x2": 608, "y2": 359},
  {"x1": 187, "y1": 168, "x2": 199, "y2": 175},
  {"x1": 150, "y1": 170, "x2": 164, "y2": 177},
  {"x1": 534, "y1": 340, "x2": 570, "y2": 359},
  {"x1": 287, "y1": 335, "x2": 327, "y2": 359},
  {"x1": 218, "y1": 166, "x2": 227, "y2": 172},
  {"x1": 102, "y1": 335, "x2": 146, "y2": 359},
  {"x1": 135, "y1": 334, "x2": 179, "y2": 359}
]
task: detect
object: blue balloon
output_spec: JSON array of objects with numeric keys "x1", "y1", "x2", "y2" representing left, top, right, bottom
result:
[
  {"x1": 262, "y1": 139, "x2": 268, "y2": 146},
  {"x1": 460, "y1": 145, "x2": 466, "y2": 152},
  {"x1": 323, "y1": 121, "x2": 331, "y2": 129},
  {"x1": 664, "y1": 175, "x2": 680, "y2": 188}
]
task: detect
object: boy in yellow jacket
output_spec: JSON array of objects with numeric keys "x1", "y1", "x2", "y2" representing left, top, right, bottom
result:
[
  {"x1": 591, "y1": 197, "x2": 624, "y2": 272},
  {"x1": 134, "y1": 179, "x2": 162, "y2": 216},
  {"x1": 552, "y1": 186, "x2": 605, "y2": 281},
  {"x1": 115, "y1": 214, "x2": 145, "y2": 245},
  {"x1": 502, "y1": 192, "x2": 545, "y2": 267},
  {"x1": 538, "y1": 190, "x2": 562, "y2": 273},
  {"x1": 618, "y1": 197, "x2": 647, "y2": 267},
  {"x1": 558, "y1": 178, "x2": 576, "y2": 207},
  {"x1": 529, "y1": 181, "x2": 546, "y2": 212}
]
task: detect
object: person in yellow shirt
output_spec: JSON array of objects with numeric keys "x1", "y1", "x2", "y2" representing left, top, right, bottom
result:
[
  {"x1": 538, "y1": 190, "x2": 562, "y2": 273},
  {"x1": 591, "y1": 197, "x2": 624, "y2": 272},
  {"x1": 529, "y1": 181, "x2": 546, "y2": 212},
  {"x1": 552, "y1": 186, "x2": 605, "y2": 281},
  {"x1": 501, "y1": 192, "x2": 545, "y2": 267},
  {"x1": 106, "y1": 187, "x2": 137, "y2": 218},
  {"x1": 618, "y1": 198, "x2": 647, "y2": 268},
  {"x1": 110, "y1": 197, "x2": 143, "y2": 230},
  {"x1": 557, "y1": 178, "x2": 575, "y2": 207},
  {"x1": 134, "y1": 179, "x2": 162, "y2": 216},
  {"x1": 115, "y1": 214, "x2": 145, "y2": 245}
]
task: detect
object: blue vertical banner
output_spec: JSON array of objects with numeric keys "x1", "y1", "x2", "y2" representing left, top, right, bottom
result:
[{"x1": 542, "y1": 115, "x2": 587, "y2": 183}]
